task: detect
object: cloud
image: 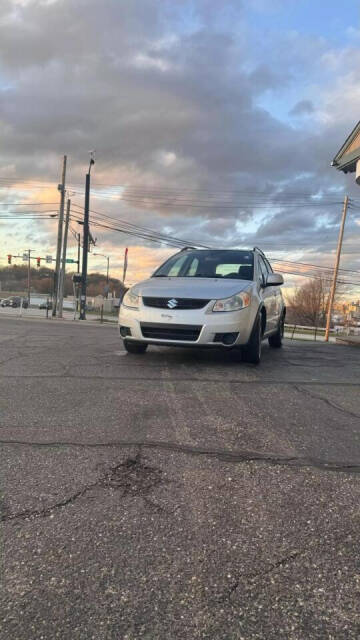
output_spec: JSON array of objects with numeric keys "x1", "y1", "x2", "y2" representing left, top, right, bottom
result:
[
  {"x1": 289, "y1": 99, "x2": 315, "y2": 116},
  {"x1": 0, "y1": 0, "x2": 359, "y2": 289}
]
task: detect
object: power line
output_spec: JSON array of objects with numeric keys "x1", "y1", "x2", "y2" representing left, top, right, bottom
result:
[
  {"x1": 271, "y1": 258, "x2": 360, "y2": 276},
  {"x1": 0, "y1": 216, "x2": 58, "y2": 220},
  {"x1": 0, "y1": 211, "x2": 58, "y2": 219},
  {"x1": 0, "y1": 175, "x2": 348, "y2": 197},
  {"x1": 71, "y1": 203, "x2": 360, "y2": 274},
  {"x1": 277, "y1": 270, "x2": 360, "y2": 286},
  {"x1": 70, "y1": 190, "x2": 345, "y2": 209},
  {"x1": 0, "y1": 202, "x2": 59, "y2": 206},
  {"x1": 70, "y1": 204, "x2": 210, "y2": 248},
  {"x1": 70, "y1": 204, "x2": 360, "y2": 277},
  {"x1": 69, "y1": 220, "x2": 360, "y2": 284},
  {"x1": 71, "y1": 188, "x2": 345, "y2": 203},
  {"x1": 69, "y1": 213, "x2": 202, "y2": 249}
]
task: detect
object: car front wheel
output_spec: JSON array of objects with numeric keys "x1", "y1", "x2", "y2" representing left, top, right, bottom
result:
[
  {"x1": 123, "y1": 339, "x2": 148, "y2": 354},
  {"x1": 242, "y1": 316, "x2": 262, "y2": 365},
  {"x1": 268, "y1": 314, "x2": 284, "y2": 348}
]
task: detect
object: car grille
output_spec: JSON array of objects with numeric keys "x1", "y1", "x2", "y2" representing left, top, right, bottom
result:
[
  {"x1": 142, "y1": 297, "x2": 210, "y2": 310},
  {"x1": 140, "y1": 323, "x2": 202, "y2": 341}
]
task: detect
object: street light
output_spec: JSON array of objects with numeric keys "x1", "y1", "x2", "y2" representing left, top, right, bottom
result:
[{"x1": 93, "y1": 252, "x2": 110, "y2": 297}]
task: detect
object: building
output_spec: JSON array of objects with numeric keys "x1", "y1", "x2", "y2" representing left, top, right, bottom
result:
[{"x1": 332, "y1": 120, "x2": 360, "y2": 182}]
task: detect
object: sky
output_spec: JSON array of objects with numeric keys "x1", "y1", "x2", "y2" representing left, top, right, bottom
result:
[{"x1": 1, "y1": 0, "x2": 360, "y2": 295}]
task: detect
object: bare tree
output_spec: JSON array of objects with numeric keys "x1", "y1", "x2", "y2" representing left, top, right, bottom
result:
[{"x1": 285, "y1": 276, "x2": 332, "y2": 327}]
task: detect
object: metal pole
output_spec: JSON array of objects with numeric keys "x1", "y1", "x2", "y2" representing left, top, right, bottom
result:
[
  {"x1": 58, "y1": 198, "x2": 71, "y2": 318},
  {"x1": 106, "y1": 257, "x2": 110, "y2": 298},
  {"x1": 325, "y1": 195, "x2": 349, "y2": 342},
  {"x1": 53, "y1": 155, "x2": 67, "y2": 316},
  {"x1": 79, "y1": 172, "x2": 91, "y2": 320},
  {"x1": 77, "y1": 233, "x2": 80, "y2": 273},
  {"x1": 73, "y1": 282, "x2": 77, "y2": 321},
  {"x1": 27, "y1": 249, "x2": 31, "y2": 305},
  {"x1": 75, "y1": 232, "x2": 81, "y2": 315}
]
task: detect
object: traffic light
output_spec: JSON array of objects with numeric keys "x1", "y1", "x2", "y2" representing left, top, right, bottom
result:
[
  {"x1": 7, "y1": 254, "x2": 11, "y2": 265},
  {"x1": 36, "y1": 257, "x2": 41, "y2": 268}
]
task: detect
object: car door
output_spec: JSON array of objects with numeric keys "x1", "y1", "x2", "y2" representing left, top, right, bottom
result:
[{"x1": 258, "y1": 256, "x2": 277, "y2": 333}]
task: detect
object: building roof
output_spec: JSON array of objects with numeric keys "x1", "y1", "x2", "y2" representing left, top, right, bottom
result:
[{"x1": 332, "y1": 120, "x2": 360, "y2": 173}]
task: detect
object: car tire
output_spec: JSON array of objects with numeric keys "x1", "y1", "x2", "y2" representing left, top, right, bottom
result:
[
  {"x1": 242, "y1": 316, "x2": 262, "y2": 365},
  {"x1": 268, "y1": 314, "x2": 284, "y2": 348},
  {"x1": 123, "y1": 339, "x2": 148, "y2": 354}
]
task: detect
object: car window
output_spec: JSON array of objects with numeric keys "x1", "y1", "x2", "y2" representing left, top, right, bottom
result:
[
  {"x1": 153, "y1": 250, "x2": 254, "y2": 280},
  {"x1": 188, "y1": 258, "x2": 199, "y2": 276},
  {"x1": 258, "y1": 257, "x2": 268, "y2": 284},
  {"x1": 167, "y1": 254, "x2": 188, "y2": 276},
  {"x1": 216, "y1": 263, "x2": 243, "y2": 276}
]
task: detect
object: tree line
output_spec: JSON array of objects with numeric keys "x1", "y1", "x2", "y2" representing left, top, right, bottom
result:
[{"x1": 0, "y1": 265, "x2": 125, "y2": 298}]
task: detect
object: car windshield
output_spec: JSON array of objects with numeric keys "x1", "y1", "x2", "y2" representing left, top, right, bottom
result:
[{"x1": 153, "y1": 250, "x2": 254, "y2": 280}]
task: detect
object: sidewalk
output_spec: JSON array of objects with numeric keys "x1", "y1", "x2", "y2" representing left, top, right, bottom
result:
[
  {"x1": 0, "y1": 309, "x2": 117, "y2": 326},
  {"x1": 335, "y1": 335, "x2": 360, "y2": 347},
  {"x1": 284, "y1": 331, "x2": 336, "y2": 343}
]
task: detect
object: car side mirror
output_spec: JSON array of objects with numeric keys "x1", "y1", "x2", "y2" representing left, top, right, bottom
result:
[{"x1": 266, "y1": 272, "x2": 284, "y2": 286}]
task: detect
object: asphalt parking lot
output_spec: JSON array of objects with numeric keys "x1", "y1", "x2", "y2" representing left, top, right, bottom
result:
[{"x1": 1, "y1": 317, "x2": 360, "y2": 639}]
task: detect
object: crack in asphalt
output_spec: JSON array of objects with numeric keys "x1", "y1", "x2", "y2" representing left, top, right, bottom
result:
[
  {"x1": 221, "y1": 549, "x2": 305, "y2": 603},
  {"x1": 294, "y1": 384, "x2": 360, "y2": 420},
  {"x1": 1, "y1": 454, "x2": 166, "y2": 523},
  {"x1": 221, "y1": 528, "x2": 356, "y2": 603},
  {"x1": 1, "y1": 484, "x2": 92, "y2": 523},
  {"x1": 1, "y1": 438, "x2": 360, "y2": 474}
]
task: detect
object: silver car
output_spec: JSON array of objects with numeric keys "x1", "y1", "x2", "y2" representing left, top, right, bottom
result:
[{"x1": 119, "y1": 247, "x2": 285, "y2": 364}]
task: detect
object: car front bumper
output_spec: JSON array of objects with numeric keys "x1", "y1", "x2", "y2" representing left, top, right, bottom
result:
[{"x1": 118, "y1": 302, "x2": 255, "y2": 347}]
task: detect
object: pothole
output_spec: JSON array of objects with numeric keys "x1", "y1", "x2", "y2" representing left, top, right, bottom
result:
[{"x1": 99, "y1": 455, "x2": 163, "y2": 496}]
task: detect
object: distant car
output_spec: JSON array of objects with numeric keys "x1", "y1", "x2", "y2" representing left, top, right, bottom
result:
[
  {"x1": 119, "y1": 247, "x2": 285, "y2": 364},
  {"x1": 39, "y1": 301, "x2": 52, "y2": 310},
  {"x1": 2, "y1": 297, "x2": 29, "y2": 308}
]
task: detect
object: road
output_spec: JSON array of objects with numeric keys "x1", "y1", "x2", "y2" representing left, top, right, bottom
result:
[{"x1": 1, "y1": 317, "x2": 360, "y2": 639}]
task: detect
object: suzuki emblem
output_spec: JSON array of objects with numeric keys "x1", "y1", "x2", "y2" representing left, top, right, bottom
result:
[{"x1": 167, "y1": 298, "x2": 178, "y2": 309}]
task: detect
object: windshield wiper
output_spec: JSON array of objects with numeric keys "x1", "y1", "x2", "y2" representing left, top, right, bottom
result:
[{"x1": 192, "y1": 274, "x2": 217, "y2": 278}]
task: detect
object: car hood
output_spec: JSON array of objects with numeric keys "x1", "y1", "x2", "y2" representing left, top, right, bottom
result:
[{"x1": 131, "y1": 277, "x2": 252, "y2": 299}]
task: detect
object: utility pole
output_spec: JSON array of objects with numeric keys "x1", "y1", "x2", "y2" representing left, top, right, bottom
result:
[
  {"x1": 58, "y1": 198, "x2": 71, "y2": 318},
  {"x1": 325, "y1": 195, "x2": 349, "y2": 342},
  {"x1": 27, "y1": 249, "x2": 32, "y2": 304},
  {"x1": 79, "y1": 153, "x2": 95, "y2": 320},
  {"x1": 70, "y1": 227, "x2": 81, "y2": 314},
  {"x1": 53, "y1": 155, "x2": 67, "y2": 316},
  {"x1": 75, "y1": 230, "x2": 81, "y2": 315}
]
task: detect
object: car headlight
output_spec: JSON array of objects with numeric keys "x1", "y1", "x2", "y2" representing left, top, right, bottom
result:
[
  {"x1": 122, "y1": 289, "x2": 140, "y2": 309},
  {"x1": 212, "y1": 292, "x2": 251, "y2": 312}
]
